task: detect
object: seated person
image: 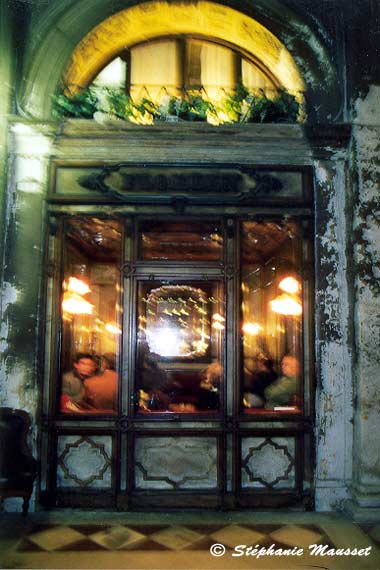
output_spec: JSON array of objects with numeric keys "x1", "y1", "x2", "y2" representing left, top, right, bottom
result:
[
  {"x1": 243, "y1": 355, "x2": 278, "y2": 408},
  {"x1": 264, "y1": 354, "x2": 299, "y2": 409},
  {"x1": 84, "y1": 352, "x2": 118, "y2": 410},
  {"x1": 197, "y1": 361, "x2": 222, "y2": 411},
  {"x1": 137, "y1": 344, "x2": 170, "y2": 411},
  {"x1": 61, "y1": 353, "x2": 97, "y2": 412}
]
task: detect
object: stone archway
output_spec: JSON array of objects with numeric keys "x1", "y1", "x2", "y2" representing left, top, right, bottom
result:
[{"x1": 20, "y1": 0, "x2": 341, "y2": 122}]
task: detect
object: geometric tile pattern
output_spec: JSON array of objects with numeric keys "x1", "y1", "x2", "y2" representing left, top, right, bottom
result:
[{"x1": 17, "y1": 523, "x2": 335, "y2": 552}]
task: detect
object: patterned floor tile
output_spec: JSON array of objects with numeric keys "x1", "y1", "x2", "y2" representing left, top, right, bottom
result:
[
  {"x1": 17, "y1": 539, "x2": 46, "y2": 552},
  {"x1": 182, "y1": 524, "x2": 227, "y2": 534},
  {"x1": 150, "y1": 525, "x2": 203, "y2": 550},
  {"x1": 367, "y1": 524, "x2": 380, "y2": 545},
  {"x1": 240, "y1": 523, "x2": 282, "y2": 534},
  {"x1": 269, "y1": 524, "x2": 324, "y2": 549},
  {"x1": 27, "y1": 526, "x2": 86, "y2": 551},
  {"x1": 120, "y1": 538, "x2": 171, "y2": 551},
  {"x1": 69, "y1": 524, "x2": 109, "y2": 536},
  {"x1": 210, "y1": 524, "x2": 266, "y2": 548},
  {"x1": 58, "y1": 538, "x2": 108, "y2": 551},
  {"x1": 89, "y1": 525, "x2": 146, "y2": 550},
  {"x1": 182, "y1": 536, "x2": 220, "y2": 551},
  {"x1": 124, "y1": 524, "x2": 170, "y2": 535}
]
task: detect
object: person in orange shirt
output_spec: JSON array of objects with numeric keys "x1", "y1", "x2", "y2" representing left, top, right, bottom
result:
[{"x1": 84, "y1": 352, "x2": 118, "y2": 411}]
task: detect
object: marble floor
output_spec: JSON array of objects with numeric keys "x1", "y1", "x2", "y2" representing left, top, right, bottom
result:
[{"x1": 0, "y1": 510, "x2": 379, "y2": 569}]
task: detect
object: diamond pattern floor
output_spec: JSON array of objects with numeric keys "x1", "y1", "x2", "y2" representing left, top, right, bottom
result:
[
  {"x1": 2, "y1": 515, "x2": 379, "y2": 569},
  {"x1": 17, "y1": 523, "x2": 334, "y2": 552}
]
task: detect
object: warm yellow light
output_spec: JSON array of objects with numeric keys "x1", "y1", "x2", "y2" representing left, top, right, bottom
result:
[
  {"x1": 212, "y1": 321, "x2": 225, "y2": 331},
  {"x1": 105, "y1": 323, "x2": 122, "y2": 335},
  {"x1": 66, "y1": 277, "x2": 91, "y2": 295},
  {"x1": 62, "y1": 293, "x2": 94, "y2": 315},
  {"x1": 212, "y1": 313, "x2": 225, "y2": 322},
  {"x1": 242, "y1": 322, "x2": 263, "y2": 335},
  {"x1": 270, "y1": 294, "x2": 302, "y2": 316},
  {"x1": 278, "y1": 276, "x2": 300, "y2": 294}
]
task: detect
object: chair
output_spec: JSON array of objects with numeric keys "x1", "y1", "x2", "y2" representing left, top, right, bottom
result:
[{"x1": 0, "y1": 407, "x2": 37, "y2": 515}]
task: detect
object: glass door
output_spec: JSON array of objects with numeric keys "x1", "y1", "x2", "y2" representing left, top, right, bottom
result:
[{"x1": 41, "y1": 211, "x2": 313, "y2": 510}]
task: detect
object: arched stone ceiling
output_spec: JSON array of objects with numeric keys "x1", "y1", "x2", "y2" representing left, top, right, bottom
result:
[{"x1": 63, "y1": 1, "x2": 305, "y2": 94}]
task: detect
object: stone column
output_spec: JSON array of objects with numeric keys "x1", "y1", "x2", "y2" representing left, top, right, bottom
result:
[
  {"x1": 0, "y1": 121, "x2": 54, "y2": 452},
  {"x1": 308, "y1": 127, "x2": 354, "y2": 511},
  {"x1": 346, "y1": 86, "x2": 380, "y2": 520}
]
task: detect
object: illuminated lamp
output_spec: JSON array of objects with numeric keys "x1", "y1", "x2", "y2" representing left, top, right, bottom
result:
[
  {"x1": 212, "y1": 321, "x2": 225, "y2": 331},
  {"x1": 66, "y1": 277, "x2": 91, "y2": 295},
  {"x1": 270, "y1": 294, "x2": 302, "y2": 316},
  {"x1": 278, "y1": 276, "x2": 300, "y2": 294},
  {"x1": 105, "y1": 323, "x2": 122, "y2": 335},
  {"x1": 242, "y1": 322, "x2": 263, "y2": 335},
  {"x1": 212, "y1": 313, "x2": 225, "y2": 322},
  {"x1": 62, "y1": 292, "x2": 94, "y2": 315}
]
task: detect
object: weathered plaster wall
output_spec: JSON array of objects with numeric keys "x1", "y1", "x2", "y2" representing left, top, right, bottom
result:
[
  {"x1": 348, "y1": 85, "x2": 380, "y2": 516},
  {"x1": 313, "y1": 151, "x2": 354, "y2": 511},
  {"x1": 0, "y1": 2, "x2": 15, "y2": 298},
  {"x1": 0, "y1": 124, "x2": 54, "y2": 473}
]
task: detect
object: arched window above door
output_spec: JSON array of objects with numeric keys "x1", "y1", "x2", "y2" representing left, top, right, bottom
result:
[{"x1": 92, "y1": 37, "x2": 278, "y2": 104}]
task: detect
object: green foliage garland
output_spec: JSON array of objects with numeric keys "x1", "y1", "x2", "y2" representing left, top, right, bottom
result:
[{"x1": 52, "y1": 85, "x2": 301, "y2": 124}]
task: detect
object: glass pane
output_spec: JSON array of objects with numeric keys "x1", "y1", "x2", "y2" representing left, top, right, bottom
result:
[
  {"x1": 60, "y1": 218, "x2": 122, "y2": 414},
  {"x1": 130, "y1": 40, "x2": 181, "y2": 101},
  {"x1": 241, "y1": 59, "x2": 276, "y2": 95},
  {"x1": 186, "y1": 39, "x2": 236, "y2": 100},
  {"x1": 136, "y1": 281, "x2": 224, "y2": 414},
  {"x1": 139, "y1": 221, "x2": 223, "y2": 261},
  {"x1": 241, "y1": 221, "x2": 302, "y2": 414}
]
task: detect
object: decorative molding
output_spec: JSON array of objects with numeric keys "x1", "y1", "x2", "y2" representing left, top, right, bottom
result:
[{"x1": 77, "y1": 164, "x2": 283, "y2": 206}]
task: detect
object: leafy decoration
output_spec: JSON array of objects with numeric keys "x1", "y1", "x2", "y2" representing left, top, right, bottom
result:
[{"x1": 52, "y1": 84, "x2": 301, "y2": 125}]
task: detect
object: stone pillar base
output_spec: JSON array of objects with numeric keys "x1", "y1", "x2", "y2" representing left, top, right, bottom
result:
[{"x1": 344, "y1": 499, "x2": 380, "y2": 522}]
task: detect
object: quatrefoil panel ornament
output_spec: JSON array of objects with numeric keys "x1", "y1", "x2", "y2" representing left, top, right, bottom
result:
[
  {"x1": 241, "y1": 437, "x2": 296, "y2": 490},
  {"x1": 57, "y1": 435, "x2": 112, "y2": 488}
]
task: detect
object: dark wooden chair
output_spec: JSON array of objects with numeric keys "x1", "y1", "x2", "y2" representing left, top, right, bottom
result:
[{"x1": 0, "y1": 407, "x2": 37, "y2": 515}]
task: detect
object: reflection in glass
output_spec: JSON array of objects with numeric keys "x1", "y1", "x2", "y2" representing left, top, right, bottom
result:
[
  {"x1": 139, "y1": 221, "x2": 223, "y2": 261},
  {"x1": 241, "y1": 221, "x2": 302, "y2": 414},
  {"x1": 136, "y1": 281, "x2": 224, "y2": 414},
  {"x1": 60, "y1": 218, "x2": 122, "y2": 414}
]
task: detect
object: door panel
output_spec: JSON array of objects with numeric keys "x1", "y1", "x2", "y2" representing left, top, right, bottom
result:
[{"x1": 41, "y1": 208, "x2": 313, "y2": 510}]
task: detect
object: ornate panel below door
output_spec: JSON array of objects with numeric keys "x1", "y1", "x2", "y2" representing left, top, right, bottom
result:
[
  {"x1": 57, "y1": 435, "x2": 113, "y2": 489},
  {"x1": 241, "y1": 437, "x2": 296, "y2": 490},
  {"x1": 135, "y1": 436, "x2": 218, "y2": 490}
]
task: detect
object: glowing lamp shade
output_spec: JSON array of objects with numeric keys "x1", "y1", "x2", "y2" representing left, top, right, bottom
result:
[
  {"x1": 105, "y1": 323, "x2": 122, "y2": 335},
  {"x1": 212, "y1": 321, "x2": 225, "y2": 331},
  {"x1": 212, "y1": 313, "x2": 225, "y2": 322},
  {"x1": 66, "y1": 277, "x2": 91, "y2": 295},
  {"x1": 242, "y1": 322, "x2": 263, "y2": 335},
  {"x1": 270, "y1": 294, "x2": 302, "y2": 316},
  {"x1": 62, "y1": 292, "x2": 94, "y2": 315},
  {"x1": 278, "y1": 276, "x2": 300, "y2": 294}
]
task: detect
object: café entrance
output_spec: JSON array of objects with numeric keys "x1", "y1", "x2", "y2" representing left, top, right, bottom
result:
[{"x1": 39, "y1": 162, "x2": 314, "y2": 510}]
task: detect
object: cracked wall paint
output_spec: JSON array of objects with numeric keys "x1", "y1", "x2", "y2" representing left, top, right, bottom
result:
[
  {"x1": 314, "y1": 156, "x2": 354, "y2": 510},
  {"x1": 0, "y1": 127, "x2": 53, "y2": 468},
  {"x1": 350, "y1": 85, "x2": 380, "y2": 497}
]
